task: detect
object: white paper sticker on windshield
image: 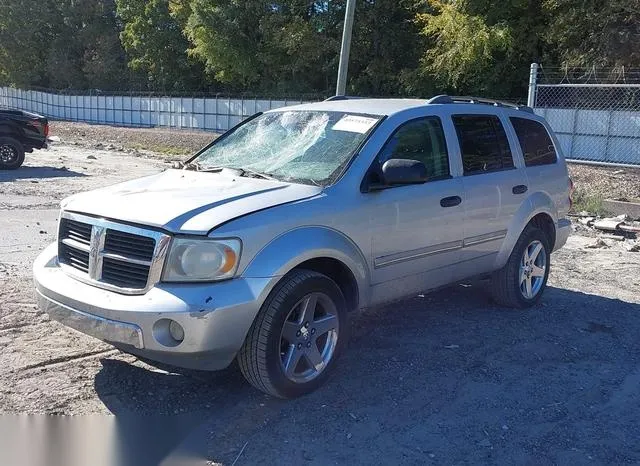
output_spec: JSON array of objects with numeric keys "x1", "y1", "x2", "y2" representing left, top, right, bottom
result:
[{"x1": 332, "y1": 115, "x2": 378, "y2": 133}]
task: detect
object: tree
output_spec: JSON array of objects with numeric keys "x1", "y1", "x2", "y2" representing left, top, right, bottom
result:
[
  {"x1": 116, "y1": 0, "x2": 205, "y2": 91},
  {"x1": 0, "y1": 0, "x2": 58, "y2": 87},
  {"x1": 0, "y1": 0, "x2": 128, "y2": 89},
  {"x1": 544, "y1": 0, "x2": 640, "y2": 67},
  {"x1": 416, "y1": 0, "x2": 512, "y2": 95},
  {"x1": 349, "y1": 0, "x2": 425, "y2": 96},
  {"x1": 1, "y1": 0, "x2": 639, "y2": 97}
]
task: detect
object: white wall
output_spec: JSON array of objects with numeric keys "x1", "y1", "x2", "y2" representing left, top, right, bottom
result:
[
  {"x1": 0, "y1": 87, "x2": 309, "y2": 132},
  {"x1": 535, "y1": 107, "x2": 640, "y2": 165}
]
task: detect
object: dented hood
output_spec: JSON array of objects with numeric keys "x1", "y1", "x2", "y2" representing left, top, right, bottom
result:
[{"x1": 61, "y1": 169, "x2": 322, "y2": 234}]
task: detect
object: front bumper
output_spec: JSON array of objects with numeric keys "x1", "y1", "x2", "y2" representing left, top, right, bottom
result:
[
  {"x1": 34, "y1": 243, "x2": 273, "y2": 370},
  {"x1": 554, "y1": 217, "x2": 572, "y2": 252}
]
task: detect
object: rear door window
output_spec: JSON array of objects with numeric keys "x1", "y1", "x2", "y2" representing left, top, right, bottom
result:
[
  {"x1": 510, "y1": 117, "x2": 558, "y2": 166},
  {"x1": 451, "y1": 115, "x2": 514, "y2": 175}
]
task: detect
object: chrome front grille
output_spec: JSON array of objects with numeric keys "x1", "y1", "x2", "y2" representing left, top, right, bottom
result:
[
  {"x1": 57, "y1": 212, "x2": 171, "y2": 294},
  {"x1": 104, "y1": 229, "x2": 156, "y2": 261},
  {"x1": 59, "y1": 242, "x2": 90, "y2": 273},
  {"x1": 102, "y1": 257, "x2": 150, "y2": 288},
  {"x1": 60, "y1": 218, "x2": 92, "y2": 246}
]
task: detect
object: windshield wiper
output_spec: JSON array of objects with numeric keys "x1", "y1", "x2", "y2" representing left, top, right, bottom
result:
[
  {"x1": 237, "y1": 167, "x2": 278, "y2": 181},
  {"x1": 177, "y1": 161, "x2": 202, "y2": 170},
  {"x1": 179, "y1": 161, "x2": 276, "y2": 179},
  {"x1": 180, "y1": 161, "x2": 225, "y2": 172}
]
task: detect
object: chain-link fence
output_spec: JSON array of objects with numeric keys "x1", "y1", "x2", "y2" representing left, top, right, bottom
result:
[
  {"x1": 529, "y1": 64, "x2": 640, "y2": 166},
  {"x1": 0, "y1": 87, "x2": 320, "y2": 132}
]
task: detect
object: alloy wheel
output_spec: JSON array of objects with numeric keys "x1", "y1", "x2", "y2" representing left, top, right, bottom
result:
[
  {"x1": 0, "y1": 144, "x2": 17, "y2": 164},
  {"x1": 519, "y1": 239, "x2": 547, "y2": 299},
  {"x1": 279, "y1": 292, "x2": 339, "y2": 384}
]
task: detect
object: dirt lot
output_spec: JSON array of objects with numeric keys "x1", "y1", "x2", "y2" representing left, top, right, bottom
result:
[{"x1": 1, "y1": 127, "x2": 640, "y2": 464}]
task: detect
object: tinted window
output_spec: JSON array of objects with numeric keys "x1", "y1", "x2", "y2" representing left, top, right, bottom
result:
[
  {"x1": 379, "y1": 117, "x2": 449, "y2": 180},
  {"x1": 510, "y1": 117, "x2": 557, "y2": 166},
  {"x1": 452, "y1": 115, "x2": 514, "y2": 175}
]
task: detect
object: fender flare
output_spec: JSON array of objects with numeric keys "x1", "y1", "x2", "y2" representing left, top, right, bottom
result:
[
  {"x1": 241, "y1": 226, "x2": 370, "y2": 308},
  {"x1": 494, "y1": 192, "x2": 558, "y2": 269}
]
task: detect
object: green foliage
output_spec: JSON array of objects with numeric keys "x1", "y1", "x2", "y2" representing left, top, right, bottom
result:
[
  {"x1": 0, "y1": 0, "x2": 128, "y2": 89},
  {"x1": 571, "y1": 189, "x2": 608, "y2": 216},
  {"x1": 116, "y1": 0, "x2": 204, "y2": 91},
  {"x1": 0, "y1": 0, "x2": 57, "y2": 87},
  {"x1": 0, "y1": 0, "x2": 638, "y2": 95},
  {"x1": 417, "y1": 0, "x2": 512, "y2": 93},
  {"x1": 544, "y1": 0, "x2": 640, "y2": 67}
]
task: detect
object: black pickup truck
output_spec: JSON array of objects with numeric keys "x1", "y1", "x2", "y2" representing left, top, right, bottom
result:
[{"x1": 0, "y1": 108, "x2": 49, "y2": 169}]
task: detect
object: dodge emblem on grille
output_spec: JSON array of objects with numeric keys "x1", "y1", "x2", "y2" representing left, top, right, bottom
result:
[{"x1": 88, "y1": 226, "x2": 107, "y2": 280}]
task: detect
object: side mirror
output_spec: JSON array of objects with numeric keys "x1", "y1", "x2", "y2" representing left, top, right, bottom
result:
[{"x1": 381, "y1": 159, "x2": 428, "y2": 186}]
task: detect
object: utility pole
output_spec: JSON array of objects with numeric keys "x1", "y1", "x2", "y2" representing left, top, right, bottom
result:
[{"x1": 336, "y1": 0, "x2": 356, "y2": 96}]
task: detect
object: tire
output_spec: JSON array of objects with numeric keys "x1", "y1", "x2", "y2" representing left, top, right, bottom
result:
[
  {"x1": 0, "y1": 136, "x2": 25, "y2": 170},
  {"x1": 490, "y1": 224, "x2": 551, "y2": 308},
  {"x1": 238, "y1": 269, "x2": 348, "y2": 398}
]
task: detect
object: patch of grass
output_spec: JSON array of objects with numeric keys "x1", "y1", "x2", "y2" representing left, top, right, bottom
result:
[
  {"x1": 571, "y1": 188, "x2": 610, "y2": 216},
  {"x1": 130, "y1": 143, "x2": 192, "y2": 157}
]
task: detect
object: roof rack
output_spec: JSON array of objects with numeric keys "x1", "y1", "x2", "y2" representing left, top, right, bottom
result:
[
  {"x1": 427, "y1": 95, "x2": 534, "y2": 113},
  {"x1": 324, "y1": 95, "x2": 364, "y2": 102}
]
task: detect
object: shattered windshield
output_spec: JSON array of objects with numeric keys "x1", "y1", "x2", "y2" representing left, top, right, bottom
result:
[{"x1": 194, "y1": 111, "x2": 380, "y2": 185}]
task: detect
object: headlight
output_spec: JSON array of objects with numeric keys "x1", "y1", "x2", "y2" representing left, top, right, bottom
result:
[{"x1": 162, "y1": 238, "x2": 241, "y2": 282}]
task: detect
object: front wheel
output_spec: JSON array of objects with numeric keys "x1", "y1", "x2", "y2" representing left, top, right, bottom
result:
[
  {"x1": 0, "y1": 136, "x2": 25, "y2": 170},
  {"x1": 490, "y1": 225, "x2": 551, "y2": 308},
  {"x1": 238, "y1": 269, "x2": 348, "y2": 398}
]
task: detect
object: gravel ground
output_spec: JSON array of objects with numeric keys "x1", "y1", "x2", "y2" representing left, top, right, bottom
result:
[
  {"x1": 1, "y1": 133, "x2": 640, "y2": 464},
  {"x1": 51, "y1": 121, "x2": 216, "y2": 156},
  {"x1": 568, "y1": 163, "x2": 640, "y2": 201}
]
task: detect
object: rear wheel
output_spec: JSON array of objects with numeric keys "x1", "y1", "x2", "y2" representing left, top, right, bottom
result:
[
  {"x1": 490, "y1": 224, "x2": 550, "y2": 308},
  {"x1": 0, "y1": 137, "x2": 25, "y2": 170},
  {"x1": 238, "y1": 269, "x2": 348, "y2": 398}
]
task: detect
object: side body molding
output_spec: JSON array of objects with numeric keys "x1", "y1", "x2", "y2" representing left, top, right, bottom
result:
[
  {"x1": 494, "y1": 191, "x2": 559, "y2": 269},
  {"x1": 241, "y1": 226, "x2": 371, "y2": 309}
]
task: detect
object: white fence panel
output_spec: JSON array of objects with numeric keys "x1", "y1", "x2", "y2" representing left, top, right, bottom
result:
[
  {"x1": 531, "y1": 74, "x2": 640, "y2": 166},
  {"x1": 0, "y1": 87, "x2": 314, "y2": 133}
]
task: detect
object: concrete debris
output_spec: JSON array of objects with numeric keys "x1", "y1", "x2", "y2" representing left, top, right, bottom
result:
[
  {"x1": 602, "y1": 199, "x2": 640, "y2": 221},
  {"x1": 593, "y1": 216, "x2": 627, "y2": 232},
  {"x1": 620, "y1": 223, "x2": 640, "y2": 233},
  {"x1": 625, "y1": 243, "x2": 640, "y2": 253},
  {"x1": 600, "y1": 234, "x2": 625, "y2": 241},
  {"x1": 586, "y1": 238, "x2": 609, "y2": 249},
  {"x1": 578, "y1": 215, "x2": 640, "y2": 254}
]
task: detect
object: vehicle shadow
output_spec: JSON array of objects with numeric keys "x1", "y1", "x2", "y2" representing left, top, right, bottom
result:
[
  {"x1": 94, "y1": 284, "x2": 640, "y2": 465},
  {"x1": 0, "y1": 165, "x2": 87, "y2": 182}
]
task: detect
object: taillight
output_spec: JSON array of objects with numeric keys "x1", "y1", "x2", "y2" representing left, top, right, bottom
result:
[
  {"x1": 568, "y1": 177, "x2": 575, "y2": 209},
  {"x1": 28, "y1": 120, "x2": 48, "y2": 137}
]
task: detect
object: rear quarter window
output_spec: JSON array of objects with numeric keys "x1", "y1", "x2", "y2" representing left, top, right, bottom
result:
[{"x1": 510, "y1": 117, "x2": 558, "y2": 166}]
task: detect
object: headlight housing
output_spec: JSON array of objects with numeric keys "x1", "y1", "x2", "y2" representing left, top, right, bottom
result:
[{"x1": 162, "y1": 238, "x2": 241, "y2": 282}]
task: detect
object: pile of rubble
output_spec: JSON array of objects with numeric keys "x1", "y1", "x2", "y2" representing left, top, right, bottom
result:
[{"x1": 573, "y1": 213, "x2": 640, "y2": 252}]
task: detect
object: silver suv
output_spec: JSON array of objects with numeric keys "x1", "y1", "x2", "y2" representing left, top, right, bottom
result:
[{"x1": 34, "y1": 96, "x2": 572, "y2": 398}]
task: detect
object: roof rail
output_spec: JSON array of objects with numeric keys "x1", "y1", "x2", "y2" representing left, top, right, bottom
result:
[
  {"x1": 324, "y1": 95, "x2": 364, "y2": 102},
  {"x1": 427, "y1": 95, "x2": 534, "y2": 113}
]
